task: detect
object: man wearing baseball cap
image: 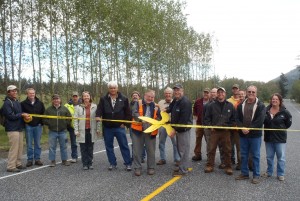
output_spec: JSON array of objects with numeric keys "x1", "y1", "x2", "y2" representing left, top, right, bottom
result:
[
  {"x1": 203, "y1": 87, "x2": 235, "y2": 175},
  {"x1": 227, "y1": 84, "x2": 241, "y2": 170},
  {"x1": 166, "y1": 83, "x2": 193, "y2": 176},
  {"x1": 2, "y1": 85, "x2": 30, "y2": 172},
  {"x1": 44, "y1": 94, "x2": 72, "y2": 167},
  {"x1": 192, "y1": 87, "x2": 210, "y2": 161},
  {"x1": 64, "y1": 91, "x2": 81, "y2": 163}
]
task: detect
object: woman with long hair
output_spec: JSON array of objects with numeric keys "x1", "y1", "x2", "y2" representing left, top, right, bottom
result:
[
  {"x1": 74, "y1": 91, "x2": 101, "y2": 170},
  {"x1": 263, "y1": 93, "x2": 292, "y2": 181}
]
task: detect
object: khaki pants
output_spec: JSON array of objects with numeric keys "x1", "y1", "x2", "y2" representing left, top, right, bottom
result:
[
  {"x1": 7, "y1": 131, "x2": 24, "y2": 170},
  {"x1": 207, "y1": 129, "x2": 231, "y2": 168},
  {"x1": 194, "y1": 128, "x2": 205, "y2": 156}
]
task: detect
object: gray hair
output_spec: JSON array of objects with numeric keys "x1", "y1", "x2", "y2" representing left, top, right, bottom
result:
[
  {"x1": 107, "y1": 81, "x2": 118, "y2": 88},
  {"x1": 164, "y1": 87, "x2": 173, "y2": 93}
]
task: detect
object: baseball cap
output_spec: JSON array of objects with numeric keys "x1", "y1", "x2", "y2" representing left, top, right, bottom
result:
[
  {"x1": 203, "y1": 88, "x2": 210, "y2": 92},
  {"x1": 173, "y1": 83, "x2": 183, "y2": 89},
  {"x1": 131, "y1": 91, "x2": 140, "y2": 97},
  {"x1": 217, "y1": 87, "x2": 226, "y2": 92},
  {"x1": 52, "y1": 94, "x2": 60, "y2": 99},
  {"x1": 7, "y1": 85, "x2": 17, "y2": 92},
  {"x1": 72, "y1": 91, "x2": 79, "y2": 96},
  {"x1": 232, "y1": 84, "x2": 239, "y2": 89}
]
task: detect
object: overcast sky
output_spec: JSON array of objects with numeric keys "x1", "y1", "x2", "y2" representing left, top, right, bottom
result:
[{"x1": 184, "y1": 0, "x2": 300, "y2": 82}]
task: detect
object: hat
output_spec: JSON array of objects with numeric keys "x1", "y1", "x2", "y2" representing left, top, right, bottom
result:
[
  {"x1": 217, "y1": 87, "x2": 226, "y2": 92},
  {"x1": 131, "y1": 91, "x2": 140, "y2": 97},
  {"x1": 203, "y1": 88, "x2": 210, "y2": 92},
  {"x1": 7, "y1": 85, "x2": 17, "y2": 92},
  {"x1": 232, "y1": 84, "x2": 239, "y2": 89},
  {"x1": 52, "y1": 94, "x2": 60, "y2": 99},
  {"x1": 72, "y1": 91, "x2": 79, "y2": 96},
  {"x1": 173, "y1": 83, "x2": 183, "y2": 89}
]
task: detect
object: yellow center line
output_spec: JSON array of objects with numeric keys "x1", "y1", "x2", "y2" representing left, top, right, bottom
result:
[{"x1": 141, "y1": 168, "x2": 193, "y2": 201}]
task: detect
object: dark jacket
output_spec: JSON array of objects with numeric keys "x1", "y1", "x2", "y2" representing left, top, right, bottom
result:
[
  {"x1": 2, "y1": 96, "x2": 25, "y2": 132},
  {"x1": 203, "y1": 100, "x2": 235, "y2": 128},
  {"x1": 96, "y1": 92, "x2": 131, "y2": 128},
  {"x1": 236, "y1": 98, "x2": 265, "y2": 138},
  {"x1": 21, "y1": 97, "x2": 45, "y2": 126},
  {"x1": 167, "y1": 96, "x2": 192, "y2": 133},
  {"x1": 264, "y1": 105, "x2": 292, "y2": 143},
  {"x1": 43, "y1": 105, "x2": 71, "y2": 132},
  {"x1": 193, "y1": 98, "x2": 206, "y2": 125}
]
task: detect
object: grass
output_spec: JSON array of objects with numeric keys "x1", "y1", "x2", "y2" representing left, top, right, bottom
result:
[{"x1": 0, "y1": 126, "x2": 49, "y2": 151}]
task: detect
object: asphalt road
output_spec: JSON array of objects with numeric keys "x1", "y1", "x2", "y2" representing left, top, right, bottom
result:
[{"x1": 0, "y1": 99, "x2": 300, "y2": 201}]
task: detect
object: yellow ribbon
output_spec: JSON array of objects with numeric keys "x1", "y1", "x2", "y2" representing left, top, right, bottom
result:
[{"x1": 29, "y1": 113, "x2": 295, "y2": 135}]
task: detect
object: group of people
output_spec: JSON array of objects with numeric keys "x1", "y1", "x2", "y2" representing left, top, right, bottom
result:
[
  {"x1": 192, "y1": 84, "x2": 292, "y2": 184},
  {"x1": 1, "y1": 82, "x2": 292, "y2": 184}
]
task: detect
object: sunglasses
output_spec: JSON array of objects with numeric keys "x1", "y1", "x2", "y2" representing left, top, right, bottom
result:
[{"x1": 247, "y1": 91, "x2": 256, "y2": 94}]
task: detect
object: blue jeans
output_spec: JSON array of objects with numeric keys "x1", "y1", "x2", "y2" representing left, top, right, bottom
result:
[
  {"x1": 67, "y1": 127, "x2": 78, "y2": 159},
  {"x1": 265, "y1": 142, "x2": 286, "y2": 176},
  {"x1": 159, "y1": 127, "x2": 180, "y2": 162},
  {"x1": 103, "y1": 126, "x2": 131, "y2": 166},
  {"x1": 240, "y1": 137, "x2": 261, "y2": 177},
  {"x1": 48, "y1": 130, "x2": 68, "y2": 161},
  {"x1": 25, "y1": 124, "x2": 42, "y2": 161}
]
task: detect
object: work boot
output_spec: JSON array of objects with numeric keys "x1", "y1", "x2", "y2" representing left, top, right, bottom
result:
[{"x1": 204, "y1": 166, "x2": 214, "y2": 173}]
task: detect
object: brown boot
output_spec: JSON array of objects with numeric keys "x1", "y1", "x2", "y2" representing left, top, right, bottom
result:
[
  {"x1": 225, "y1": 168, "x2": 233, "y2": 175},
  {"x1": 204, "y1": 166, "x2": 214, "y2": 173}
]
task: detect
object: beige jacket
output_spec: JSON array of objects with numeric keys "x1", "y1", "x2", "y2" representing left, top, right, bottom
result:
[{"x1": 73, "y1": 103, "x2": 102, "y2": 143}]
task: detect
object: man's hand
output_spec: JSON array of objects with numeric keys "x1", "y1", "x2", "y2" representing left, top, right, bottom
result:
[
  {"x1": 242, "y1": 129, "x2": 249, "y2": 135},
  {"x1": 169, "y1": 129, "x2": 176, "y2": 138}
]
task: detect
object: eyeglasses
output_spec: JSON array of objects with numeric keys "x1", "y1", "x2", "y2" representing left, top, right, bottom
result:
[{"x1": 247, "y1": 91, "x2": 256, "y2": 94}]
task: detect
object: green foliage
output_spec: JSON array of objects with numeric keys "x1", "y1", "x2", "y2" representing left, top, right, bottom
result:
[
  {"x1": 290, "y1": 80, "x2": 300, "y2": 102},
  {"x1": 278, "y1": 73, "x2": 288, "y2": 98}
]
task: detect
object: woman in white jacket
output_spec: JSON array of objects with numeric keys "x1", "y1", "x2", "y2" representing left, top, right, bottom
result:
[{"x1": 74, "y1": 91, "x2": 101, "y2": 170}]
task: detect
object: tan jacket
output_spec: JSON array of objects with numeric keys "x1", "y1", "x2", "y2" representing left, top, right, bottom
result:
[{"x1": 73, "y1": 103, "x2": 101, "y2": 143}]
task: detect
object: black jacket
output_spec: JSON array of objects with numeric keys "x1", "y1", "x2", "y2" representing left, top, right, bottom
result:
[
  {"x1": 236, "y1": 98, "x2": 265, "y2": 138},
  {"x1": 167, "y1": 96, "x2": 192, "y2": 133},
  {"x1": 21, "y1": 97, "x2": 45, "y2": 126},
  {"x1": 2, "y1": 96, "x2": 25, "y2": 132},
  {"x1": 264, "y1": 105, "x2": 292, "y2": 143},
  {"x1": 203, "y1": 100, "x2": 235, "y2": 128},
  {"x1": 96, "y1": 92, "x2": 131, "y2": 128}
]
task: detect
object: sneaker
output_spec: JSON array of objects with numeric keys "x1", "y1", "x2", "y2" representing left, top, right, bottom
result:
[
  {"x1": 147, "y1": 168, "x2": 155, "y2": 175},
  {"x1": 62, "y1": 160, "x2": 70, "y2": 166},
  {"x1": 134, "y1": 169, "x2": 141, "y2": 176},
  {"x1": 7, "y1": 168, "x2": 20, "y2": 173},
  {"x1": 204, "y1": 166, "x2": 214, "y2": 173},
  {"x1": 251, "y1": 177, "x2": 260, "y2": 184},
  {"x1": 173, "y1": 170, "x2": 187, "y2": 177},
  {"x1": 70, "y1": 158, "x2": 77, "y2": 163},
  {"x1": 225, "y1": 168, "x2": 233, "y2": 175},
  {"x1": 261, "y1": 172, "x2": 271, "y2": 178},
  {"x1": 108, "y1": 165, "x2": 117, "y2": 171},
  {"x1": 35, "y1": 160, "x2": 43, "y2": 166},
  {"x1": 83, "y1": 166, "x2": 88, "y2": 170},
  {"x1": 173, "y1": 166, "x2": 180, "y2": 172},
  {"x1": 278, "y1": 176, "x2": 284, "y2": 181},
  {"x1": 16, "y1": 165, "x2": 26, "y2": 170},
  {"x1": 126, "y1": 165, "x2": 132, "y2": 171},
  {"x1": 26, "y1": 161, "x2": 33, "y2": 167},
  {"x1": 156, "y1": 159, "x2": 166, "y2": 165},
  {"x1": 235, "y1": 174, "x2": 249, "y2": 180},
  {"x1": 89, "y1": 165, "x2": 94, "y2": 170},
  {"x1": 49, "y1": 161, "x2": 56, "y2": 167},
  {"x1": 192, "y1": 155, "x2": 202, "y2": 161},
  {"x1": 218, "y1": 163, "x2": 226, "y2": 169}
]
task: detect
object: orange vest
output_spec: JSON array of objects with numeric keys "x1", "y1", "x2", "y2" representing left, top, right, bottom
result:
[{"x1": 131, "y1": 100, "x2": 158, "y2": 135}]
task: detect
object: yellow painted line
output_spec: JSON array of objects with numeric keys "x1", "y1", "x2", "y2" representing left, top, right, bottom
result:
[{"x1": 141, "y1": 168, "x2": 193, "y2": 201}]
